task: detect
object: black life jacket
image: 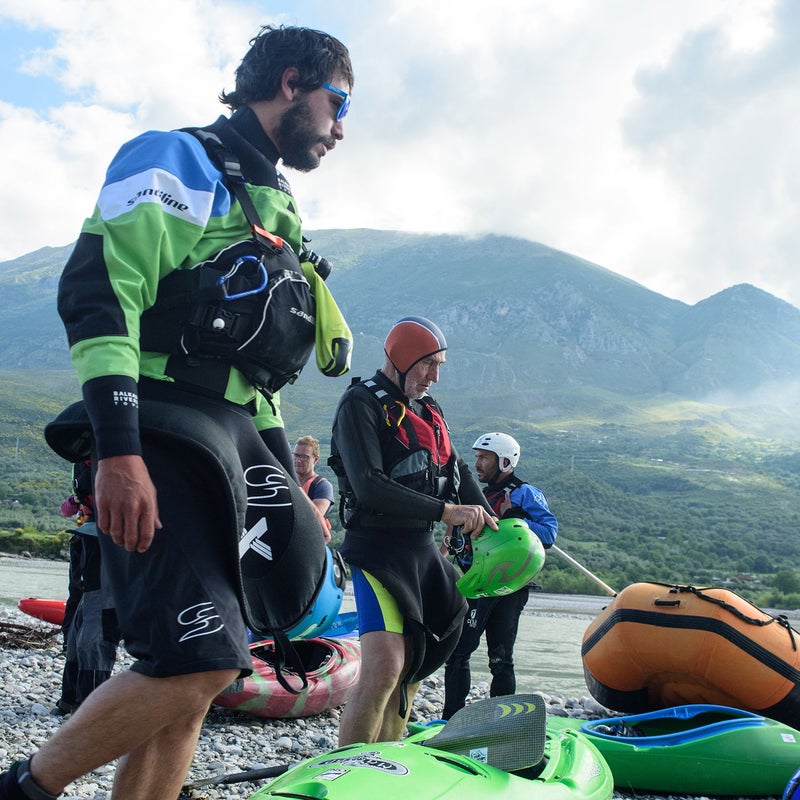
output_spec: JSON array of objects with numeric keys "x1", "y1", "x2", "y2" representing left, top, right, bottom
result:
[
  {"x1": 484, "y1": 474, "x2": 525, "y2": 514},
  {"x1": 139, "y1": 127, "x2": 316, "y2": 399}
]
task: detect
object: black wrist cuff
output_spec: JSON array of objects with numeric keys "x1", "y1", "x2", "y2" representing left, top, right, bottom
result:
[
  {"x1": 16, "y1": 759, "x2": 59, "y2": 800},
  {"x1": 81, "y1": 375, "x2": 143, "y2": 459}
]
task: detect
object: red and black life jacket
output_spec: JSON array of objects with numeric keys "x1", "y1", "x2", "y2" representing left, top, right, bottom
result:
[
  {"x1": 378, "y1": 390, "x2": 453, "y2": 493},
  {"x1": 483, "y1": 474, "x2": 525, "y2": 515},
  {"x1": 331, "y1": 376, "x2": 460, "y2": 529}
]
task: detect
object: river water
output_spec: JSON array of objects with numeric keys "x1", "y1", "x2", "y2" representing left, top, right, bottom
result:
[{"x1": 1, "y1": 556, "x2": 607, "y2": 697}]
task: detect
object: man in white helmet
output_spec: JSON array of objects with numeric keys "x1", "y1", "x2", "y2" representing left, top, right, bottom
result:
[{"x1": 441, "y1": 431, "x2": 557, "y2": 719}]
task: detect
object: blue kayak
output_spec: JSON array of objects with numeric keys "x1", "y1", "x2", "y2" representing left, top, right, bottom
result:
[
  {"x1": 246, "y1": 610, "x2": 359, "y2": 644},
  {"x1": 318, "y1": 610, "x2": 359, "y2": 639}
]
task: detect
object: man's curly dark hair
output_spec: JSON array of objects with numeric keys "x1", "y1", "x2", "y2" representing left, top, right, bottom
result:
[{"x1": 220, "y1": 25, "x2": 354, "y2": 110}]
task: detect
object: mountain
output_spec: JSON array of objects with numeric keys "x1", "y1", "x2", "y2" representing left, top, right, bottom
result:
[
  {"x1": 0, "y1": 244, "x2": 72, "y2": 369},
  {"x1": 2, "y1": 231, "x2": 800, "y2": 435},
  {"x1": 2, "y1": 231, "x2": 799, "y2": 595}
]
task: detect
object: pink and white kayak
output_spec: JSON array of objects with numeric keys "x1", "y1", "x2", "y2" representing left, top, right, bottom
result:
[{"x1": 213, "y1": 636, "x2": 361, "y2": 719}]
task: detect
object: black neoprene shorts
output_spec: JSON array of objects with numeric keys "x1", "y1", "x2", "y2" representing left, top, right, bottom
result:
[{"x1": 97, "y1": 386, "x2": 302, "y2": 678}]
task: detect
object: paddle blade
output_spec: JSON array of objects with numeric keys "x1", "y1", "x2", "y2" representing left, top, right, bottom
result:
[{"x1": 425, "y1": 693, "x2": 547, "y2": 772}]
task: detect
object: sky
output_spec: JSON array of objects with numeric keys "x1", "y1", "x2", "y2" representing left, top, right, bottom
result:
[{"x1": 0, "y1": 0, "x2": 798, "y2": 309}]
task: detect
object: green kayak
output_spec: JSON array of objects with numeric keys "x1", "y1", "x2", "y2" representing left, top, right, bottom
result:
[
  {"x1": 548, "y1": 704, "x2": 800, "y2": 796},
  {"x1": 249, "y1": 694, "x2": 612, "y2": 800}
]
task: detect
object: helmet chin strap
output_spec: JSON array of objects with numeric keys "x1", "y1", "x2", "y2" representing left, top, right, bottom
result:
[
  {"x1": 491, "y1": 457, "x2": 515, "y2": 485},
  {"x1": 390, "y1": 361, "x2": 409, "y2": 393}
]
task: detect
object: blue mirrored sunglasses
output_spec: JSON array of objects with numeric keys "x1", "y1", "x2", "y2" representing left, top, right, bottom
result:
[{"x1": 321, "y1": 82, "x2": 350, "y2": 122}]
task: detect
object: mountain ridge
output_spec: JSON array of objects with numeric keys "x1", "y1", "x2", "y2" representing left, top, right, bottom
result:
[{"x1": 1, "y1": 230, "x2": 798, "y2": 438}]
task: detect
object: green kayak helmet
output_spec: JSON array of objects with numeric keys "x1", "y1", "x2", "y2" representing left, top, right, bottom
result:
[{"x1": 456, "y1": 518, "x2": 546, "y2": 599}]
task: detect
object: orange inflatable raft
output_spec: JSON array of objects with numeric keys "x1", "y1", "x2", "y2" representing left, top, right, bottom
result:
[{"x1": 581, "y1": 582, "x2": 800, "y2": 729}]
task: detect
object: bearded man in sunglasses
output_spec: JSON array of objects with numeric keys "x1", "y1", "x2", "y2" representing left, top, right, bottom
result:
[{"x1": 1, "y1": 25, "x2": 354, "y2": 800}]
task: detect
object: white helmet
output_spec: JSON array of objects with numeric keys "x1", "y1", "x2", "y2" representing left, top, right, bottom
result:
[{"x1": 472, "y1": 432, "x2": 520, "y2": 471}]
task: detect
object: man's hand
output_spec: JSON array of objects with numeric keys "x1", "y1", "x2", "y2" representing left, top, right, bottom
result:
[
  {"x1": 310, "y1": 498, "x2": 332, "y2": 544},
  {"x1": 441, "y1": 503, "x2": 498, "y2": 537},
  {"x1": 94, "y1": 455, "x2": 162, "y2": 553}
]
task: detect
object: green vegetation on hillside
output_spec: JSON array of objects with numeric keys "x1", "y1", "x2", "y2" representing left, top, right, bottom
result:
[
  {"x1": 2, "y1": 365, "x2": 799, "y2": 610},
  {"x1": 4, "y1": 232, "x2": 800, "y2": 616},
  {"x1": 0, "y1": 371, "x2": 78, "y2": 533},
  {"x1": 0, "y1": 527, "x2": 72, "y2": 559},
  {"x1": 501, "y1": 420, "x2": 800, "y2": 609}
]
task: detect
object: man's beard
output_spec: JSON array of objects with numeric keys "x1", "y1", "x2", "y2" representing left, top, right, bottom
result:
[
  {"x1": 275, "y1": 100, "x2": 335, "y2": 172},
  {"x1": 404, "y1": 382, "x2": 429, "y2": 401}
]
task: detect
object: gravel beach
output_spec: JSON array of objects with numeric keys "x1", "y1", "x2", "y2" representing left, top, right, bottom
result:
[{"x1": 0, "y1": 605, "x2": 783, "y2": 800}]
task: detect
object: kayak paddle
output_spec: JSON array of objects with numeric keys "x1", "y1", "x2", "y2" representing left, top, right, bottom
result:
[
  {"x1": 181, "y1": 692, "x2": 547, "y2": 793},
  {"x1": 180, "y1": 763, "x2": 290, "y2": 792},
  {"x1": 424, "y1": 692, "x2": 547, "y2": 772}
]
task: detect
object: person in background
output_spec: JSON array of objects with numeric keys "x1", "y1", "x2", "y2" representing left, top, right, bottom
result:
[
  {"x1": 51, "y1": 459, "x2": 120, "y2": 716},
  {"x1": 441, "y1": 432, "x2": 557, "y2": 719},
  {"x1": 329, "y1": 316, "x2": 497, "y2": 745},
  {"x1": 54, "y1": 459, "x2": 121, "y2": 717},
  {"x1": 0, "y1": 25, "x2": 354, "y2": 800},
  {"x1": 58, "y1": 460, "x2": 93, "y2": 647},
  {"x1": 294, "y1": 435, "x2": 334, "y2": 542}
]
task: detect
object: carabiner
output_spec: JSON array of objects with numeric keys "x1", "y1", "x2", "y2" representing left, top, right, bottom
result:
[
  {"x1": 217, "y1": 254, "x2": 269, "y2": 300},
  {"x1": 445, "y1": 526, "x2": 467, "y2": 555}
]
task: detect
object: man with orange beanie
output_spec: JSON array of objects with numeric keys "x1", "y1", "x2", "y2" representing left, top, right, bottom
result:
[{"x1": 329, "y1": 316, "x2": 496, "y2": 744}]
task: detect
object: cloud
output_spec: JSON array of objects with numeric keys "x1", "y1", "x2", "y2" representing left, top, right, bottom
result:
[
  {"x1": 0, "y1": 99, "x2": 139, "y2": 248},
  {"x1": 0, "y1": 0, "x2": 265, "y2": 253},
  {"x1": 622, "y1": 0, "x2": 800, "y2": 305},
  {"x1": 294, "y1": 0, "x2": 742, "y2": 289},
  {"x1": 0, "y1": 0, "x2": 798, "y2": 311}
]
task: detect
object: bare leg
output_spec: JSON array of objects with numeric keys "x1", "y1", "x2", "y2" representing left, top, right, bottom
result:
[
  {"x1": 378, "y1": 679, "x2": 420, "y2": 741},
  {"x1": 111, "y1": 704, "x2": 209, "y2": 800},
  {"x1": 28, "y1": 667, "x2": 239, "y2": 799},
  {"x1": 338, "y1": 630, "x2": 407, "y2": 745}
]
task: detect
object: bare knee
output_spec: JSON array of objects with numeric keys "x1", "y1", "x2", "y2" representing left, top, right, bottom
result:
[
  {"x1": 196, "y1": 667, "x2": 242, "y2": 695},
  {"x1": 158, "y1": 668, "x2": 241, "y2": 715},
  {"x1": 358, "y1": 632, "x2": 407, "y2": 694}
]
